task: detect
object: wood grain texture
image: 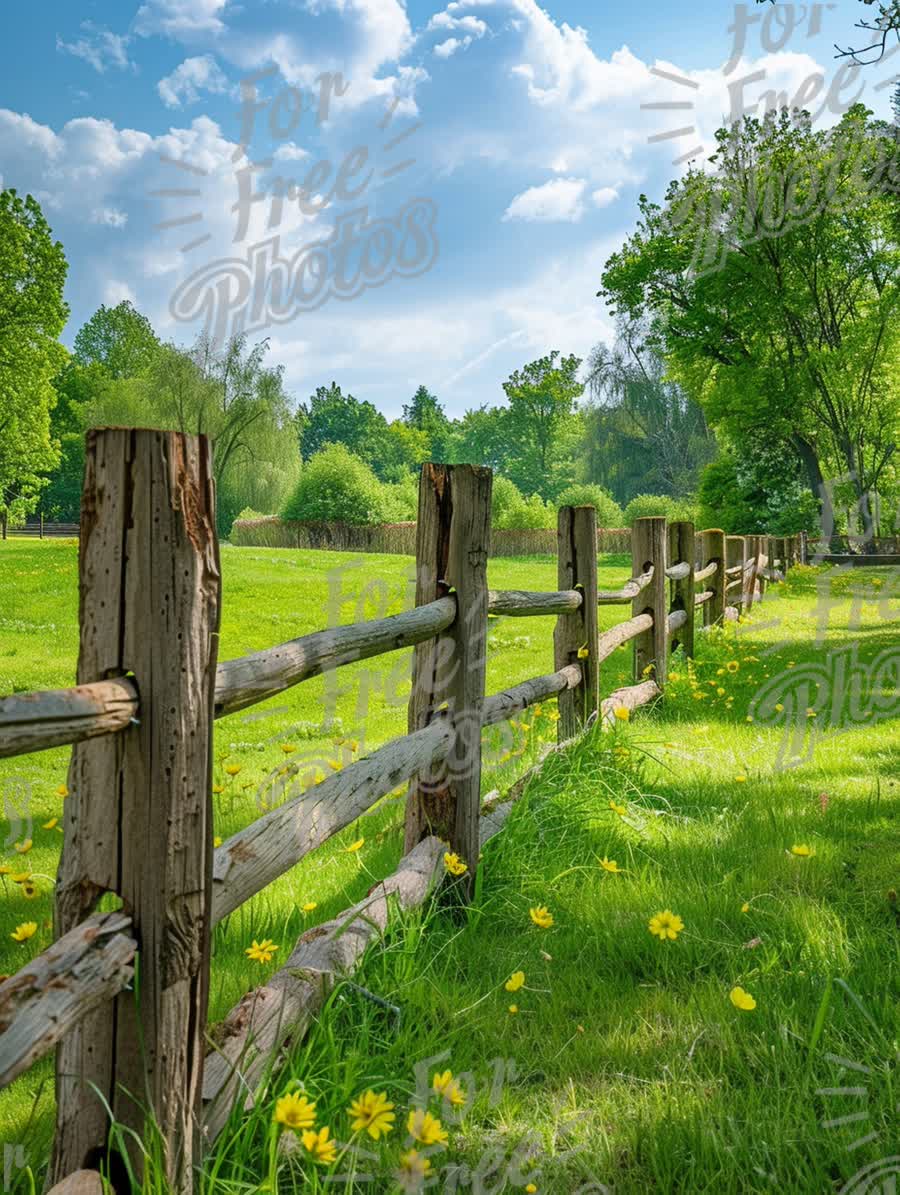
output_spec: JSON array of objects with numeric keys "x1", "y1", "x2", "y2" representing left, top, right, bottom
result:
[
  {"x1": 0, "y1": 680, "x2": 138, "y2": 761},
  {"x1": 215, "y1": 597, "x2": 456, "y2": 717},
  {"x1": 404, "y1": 464, "x2": 492, "y2": 894},
  {"x1": 725, "y1": 537, "x2": 745, "y2": 614},
  {"x1": 600, "y1": 679, "x2": 661, "y2": 723},
  {"x1": 554, "y1": 506, "x2": 599, "y2": 741},
  {"x1": 597, "y1": 569, "x2": 654, "y2": 605},
  {"x1": 50, "y1": 429, "x2": 220, "y2": 1194},
  {"x1": 667, "y1": 521, "x2": 695, "y2": 658},
  {"x1": 699, "y1": 530, "x2": 725, "y2": 627},
  {"x1": 488, "y1": 589, "x2": 582, "y2": 617},
  {"x1": 0, "y1": 912, "x2": 135, "y2": 1088},
  {"x1": 45, "y1": 1172, "x2": 105, "y2": 1195},
  {"x1": 596, "y1": 613, "x2": 654, "y2": 665},
  {"x1": 630, "y1": 518, "x2": 668, "y2": 686}
]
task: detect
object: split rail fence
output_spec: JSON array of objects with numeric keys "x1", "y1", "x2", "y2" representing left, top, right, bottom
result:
[{"x1": 0, "y1": 429, "x2": 798, "y2": 1194}]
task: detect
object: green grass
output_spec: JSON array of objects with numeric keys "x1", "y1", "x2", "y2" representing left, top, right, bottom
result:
[{"x1": 0, "y1": 542, "x2": 897, "y2": 1193}]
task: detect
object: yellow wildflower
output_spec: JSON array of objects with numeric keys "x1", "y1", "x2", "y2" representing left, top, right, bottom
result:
[
  {"x1": 55, "y1": 784, "x2": 69, "y2": 798},
  {"x1": 281, "y1": 743, "x2": 297, "y2": 754},
  {"x1": 396, "y1": 1150, "x2": 431, "y2": 1187},
  {"x1": 609, "y1": 800, "x2": 627, "y2": 816},
  {"x1": 245, "y1": 938, "x2": 279, "y2": 964},
  {"x1": 735, "y1": 774, "x2": 747, "y2": 783},
  {"x1": 431, "y1": 1070, "x2": 454, "y2": 1098},
  {"x1": 600, "y1": 857, "x2": 621, "y2": 874},
  {"x1": 21, "y1": 880, "x2": 38, "y2": 899},
  {"x1": 505, "y1": 971, "x2": 525, "y2": 992},
  {"x1": 10, "y1": 922, "x2": 37, "y2": 942},
  {"x1": 529, "y1": 905, "x2": 553, "y2": 929},
  {"x1": 302, "y1": 901, "x2": 318, "y2": 913},
  {"x1": 741, "y1": 902, "x2": 750, "y2": 913},
  {"x1": 345, "y1": 838, "x2": 364, "y2": 853},
  {"x1": 443, "y1": 852, "x2": 467, "y2": 877},
  {"x1": 14, "y1": 840, "x2": 32, "y2": 855},
  {"x1": 213, "y1": 836, "x2": 222, "y2": 847},
  {"x1": 613, "y1": 706, "x2": 630, "y2": 722},
  {"x1": 508, "y1": 1004, "x2": 518, "y2": 1014},
  {"x1": 42, "y1": 818, "x2": 58, "y2": 831},
  {"x1": 274, "y1": 1091, "x2": 316, "y2": 1131},
  {"x1": 407, "y1": 1109, "x2": 448, "y2": 1148},
  {"x1": 302, "y1": 1126, "x2": 337, "y2": 1164},
  {"x1": 730, "y1": 986, "x2": 757, "y2": 1011},
  {"x1": 225, "y1": 764, "x2": 242, "y2": 777},
  {"x1": 648, "y1": 910, "x2": 684, "y2": 942},
  {"x1": 791, "y1": 844, "x2": 814, "y2": 857},
  {"x1": 348, "y1": 1090, "x2": 395, "y2": 1140}
]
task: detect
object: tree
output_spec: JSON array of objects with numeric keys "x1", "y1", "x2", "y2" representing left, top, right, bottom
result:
[
  {"x1": 85, "y1": 332, "x2": 300, "y2": 536},
  {"x1": 554, "y1": 484, "x2": 625, "y2": 527},
  {"x1": 0, "y1": 190, "x2": 68, "y2": 530},
  {"x1": 73, "y1": 300, "x2": 160, "y2": 379},
  {"x1": 600, "y1": 106, "x2": 900, "y2": 539},
  {"x1": 402, "y1": 384, "x2": 452, "y2": 460},
  {"x1": 583, "y1": 319, "x2": 716, "y2": 504},
  {"x1": 501, "y1": 352, "x2": 584, "y2": 500},
  {"x1": 763, "y1": 0, "x2": 900, "y2": 66},
  {"x1": 298, "y1": 383, "x2": 398, "y2": 476},
  {"x1": 697, "y1": 442, "x2": 819, "y2": 533}
]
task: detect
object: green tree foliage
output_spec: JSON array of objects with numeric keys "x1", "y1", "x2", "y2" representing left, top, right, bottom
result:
[
  {"x1": 0, "y1": 190, "x2": 68, "y2": 525},
  {"x1": 402, "y1": 384, "x2": 452, "y2": 461},
  {"x1": 600, "y1": 106, "x2": 900, "y2": 537},
  {"x1": 697, "y1": 444, "x2": 819, "y2": 534},
  {"x1": 583, "y1": 319, "x2": 716, "y2": 503},
  {"x1": 490, "y1": 475, "x2": 555, "y2": 530},
  {"x1": 282, "y1": 443, "x2": 387, "y2": 524},
  {"x1": 73, "y1": 300, "x2": 160, "y2": 379},
  {"x1": 501, "y1": 352, "x2": 584, "y2": 500},
  {"x1": 85, "y1": 333, "x2": 299, "y2": 536},
  {"x1": 623, "y1": 494, "x2": 699, "y2": 527},
  {"x1": 554, "y1": 484, "x2": 624, "y2": 527}
]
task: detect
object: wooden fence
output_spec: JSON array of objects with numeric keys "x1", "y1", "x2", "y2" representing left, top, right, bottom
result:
[
  {"x1": 0, "y1": 430, "x2": 798, "y2": 1194},
  {"x1": 229, "y1": 515, "x2": 633, "y2": 556}
]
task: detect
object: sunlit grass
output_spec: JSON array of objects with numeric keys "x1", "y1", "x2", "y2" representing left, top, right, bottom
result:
[{"x1": 0, "y1": 543, "x2": 896, "y2": 1192}]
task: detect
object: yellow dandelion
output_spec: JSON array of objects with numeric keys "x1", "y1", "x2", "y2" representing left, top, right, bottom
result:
[
  {"x1": 726, "y1": 660, "x2": 739, "y2": 673},
  {"x1": 281, "y1": 743, "x2": 297, "y2": 754},
  {"x1": 613, "y1": 706, "x2": 630, "y2": 723},
  {"x1": 302, "y1": 901, "x2": 318, "y2": 913},
  {"x1": 730, "y1": 986, "x2": 757, "y2": 1011},
  {"x1": 609, "y1": 800, "x2": 627, "y2": 816},
  {"x1": 397, "y1": 1150, "x2": 431, "y2": 1186},
  {"x1": 14, "y1": 840, "x2": 32, "y2": 855},
  {"x1": 648, "y1": 910, "x2": 684, "y2": 942},
  {"x1": 348, "y1": 1090, "x2": 395, "y2": 1140},
  {"x1": 213, "y1": 835, "x2": 222, "y2": 847},
  {"x1": 735, "y1": 774, "x2": 747, "y2": 783},
  {"x1": 212, "y1": 784, "x2": 224, "y2": 794},
  {"x1": 505, "y1": 970, "x2": 525, "y2": 992},
  {"x1": 55, "y1": 784, "x2": 69, "y2": 798},
  {"x1": 274, "y1": 1091, "x2": 316, "y2": 1131},
  {"x1": 431, "y1": 1070, "x2": 454, "y2": 1098},
  {"x1": 790, "y1": 844, "x2": 814, "y2": 857},
  {"x1": 302, "y1": 1126, "x2": 337, "y2": 1164},
  {"x1": 10, "y1": 921, "x2": 37, "y2": 942},
  {"x1": 741, "y1": 901, "x2": 750, "y2": 913},
  {"x1": 345, "y1": 838, "x2": 364, "y2": 854},
  {"x1": 245, "y1": 938, "x2": 279, "y2": 964},
  {"x1": 508, "y1": 1003, "x2": 518, "y2": 1014},
  {"x1": 407, "y1": 1109, "x2": 448, "y2": 1148},
  {"x1": 225, "y1": 764, "x2": 242, "y2": 777},
  {"x1": 529, "y1": 905, "x2": 553, "y2": 929},
  {"x1": 11, "y1": 872, "x2": 30, "y2": 884},
  {"x1": 577, "y1": 645, "x2": 589, "y2": 659},
  {"x1": 445, "y1": 1079, "x2": 467, "y2": 1108},
  {"x1": 329, "y1": 760, "x2": 343, "y2": 772},
  {"x1": 600, "y1": 857, "x2": 622, "y2": 874},
  {"x1": 42, "y1": 818, "x2": 58, "y2": 831},
  {"x1": 443, "y1": 852, "x2": 468, "y2": 877},
  {"x1": 21, "y1": 880, "x2": 38, "y2": 899}
]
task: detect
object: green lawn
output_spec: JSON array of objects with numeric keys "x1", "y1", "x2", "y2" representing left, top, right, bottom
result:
[{"x1": 0, "y1": 541, "x2": 897, "y2": 1193}]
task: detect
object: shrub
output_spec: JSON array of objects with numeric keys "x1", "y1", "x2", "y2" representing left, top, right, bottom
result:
[
  {"x1": 623, "y1": 493, "x2": 699, "y2": 526},
  {"x1": 554, "y1": 484, "x2": 625, "y2": 527},
  {"x1": 281, "y1": 443, "x2": 388, "y2": 524},
  {"x1": 491, "y1": 476, "x2": 554, "y2": 529}
]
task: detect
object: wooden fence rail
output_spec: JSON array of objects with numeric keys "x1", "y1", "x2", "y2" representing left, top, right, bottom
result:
[{"x1": 0, "y1": 429, "x2": 799, "y2": 1193}]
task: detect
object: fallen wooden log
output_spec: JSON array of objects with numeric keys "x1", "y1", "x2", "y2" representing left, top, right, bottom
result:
[{"x1": 599, "y1": 679, "x2": 661, "y2": 723}]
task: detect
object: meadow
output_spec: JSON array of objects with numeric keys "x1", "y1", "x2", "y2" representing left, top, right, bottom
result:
[{"x1": 0, "y1": 539, "x2": 897, "y2": 1193}]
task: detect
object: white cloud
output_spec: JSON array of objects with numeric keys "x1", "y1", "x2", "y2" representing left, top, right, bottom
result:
[
  {"x1": 592, "y1": 186, "x2": 618, "y2": 208},
  {"x1": 428, "y1": 12, "x2": 488, "y2": 36},
  {"x1": 434, "y1": 38, "x2": 471, "y2": 59},
  {"x1": 92, "y1": 207, "x2": 129, "y2": 228},
  {"x1": 104, "y1": 281, "x2": 138, "y2": 305},
  {"x1": 134, "y1": 0, "x2": 228, "y2": 37},
  {"x1": 56, "y1": 24, "x2": 133, "y2": 73},
  {"x1": 157, "y1": 55, "x2": 229, "y2": 107},
  {"x1": 503, "y1": 176, "x2": 588, "y2": 222},
  {"x1": 273, "y1": 142, "x2": 310, "y2": 162}
]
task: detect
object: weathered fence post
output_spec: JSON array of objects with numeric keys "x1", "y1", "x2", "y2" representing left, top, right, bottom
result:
[
  {"x1": 725, "y1": 536, "x2": 744, "y2": 616},
  {"x1": 700, "y1": 528, "x2": 725, "y2": 626},
  {"x1": 554, "y1": 505, "x2": 599, "y2": 740},
  {"x1": 667, "y1": 520, "x2": 695, "y2": 658},
  {"x1": 631, "y1": 517, "x2": 668, "y2": 685},
  {"x1": 800, "y1": 529, "x2": 808, "y2": 564},
  {"x1": 50, "y1": 429, "x2": 220, "y2": 1192},
  {"x1": 404, "y1": 463, "x2": 492, "y2": 894}
]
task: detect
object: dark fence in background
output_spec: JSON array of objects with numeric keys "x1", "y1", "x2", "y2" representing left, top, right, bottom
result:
[{"x1": 229, "y1": 516, "x2": 633, "y2": 557}]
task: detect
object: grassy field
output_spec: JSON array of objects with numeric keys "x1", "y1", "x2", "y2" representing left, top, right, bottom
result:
[{"x1": 0, "y1": 539, "x2": 897, "y2": 1193}]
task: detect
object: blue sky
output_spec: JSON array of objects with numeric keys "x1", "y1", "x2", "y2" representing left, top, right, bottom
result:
[{"x1": 2, "y1": 0, "x2": 896, "y2": 418}]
